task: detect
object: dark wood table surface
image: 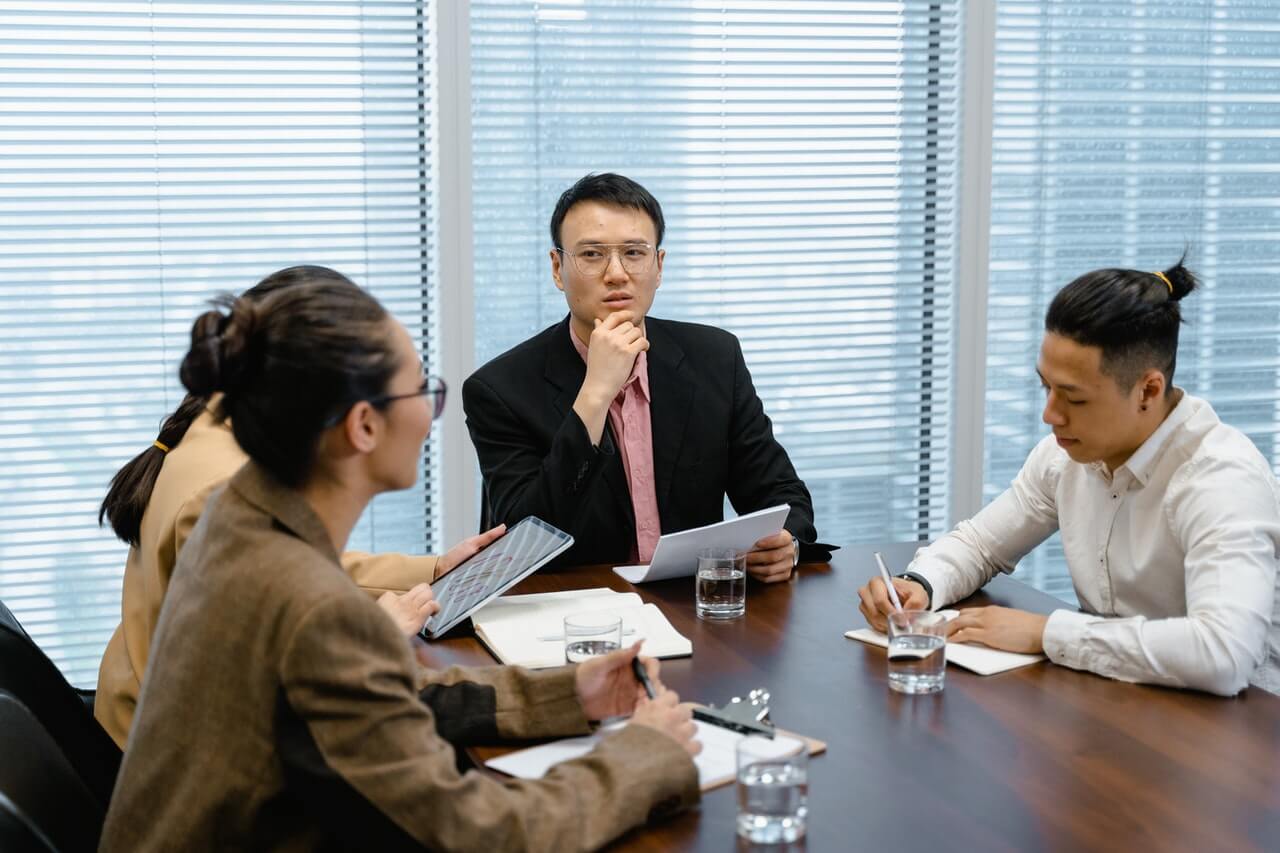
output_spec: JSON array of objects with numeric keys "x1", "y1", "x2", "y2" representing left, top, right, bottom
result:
[{"x1": 417, "y1": 543, "x2": 1280, "y2": 852}]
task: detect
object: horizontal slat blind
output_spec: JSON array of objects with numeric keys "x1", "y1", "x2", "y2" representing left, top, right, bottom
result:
[
  {"x1": 985, "y1": 0, "x2": 1280, "y2": 598},
  {"x1": 471, "y1": 0, "x2": 963, "y2": 546},
  {"x1": 0, "y1": 0, "x2": 438, "y2": 687}
]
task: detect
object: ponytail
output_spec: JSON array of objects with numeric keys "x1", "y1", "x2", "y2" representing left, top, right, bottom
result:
[{"x1": 98, "y1": 394, "x2": 209, "y2": 547}]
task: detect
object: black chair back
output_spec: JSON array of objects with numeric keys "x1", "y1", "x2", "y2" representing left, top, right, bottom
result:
[
  {"x1": 0, "y1": 691, "x2": 105, "y2": 853},
  {"x1": 0, "y1": 599, "x2": 121, "y2": 804},
  {"x1": 0, "y1": 794, "x2": 59, "y2": 853}
]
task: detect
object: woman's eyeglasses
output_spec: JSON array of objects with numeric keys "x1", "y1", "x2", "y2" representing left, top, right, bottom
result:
[{"x1": 368, "y1": 374, "x2": 448, "y2": 419}]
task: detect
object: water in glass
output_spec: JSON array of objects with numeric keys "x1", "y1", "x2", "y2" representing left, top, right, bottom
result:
[
  {"x1": 696, "y1": 567, "x2": 746, "y2": 619},
  {"x1": 564, "y1": 639, "x2": 620, "y2": 663},
  {"x1": 736, "y1": 759, "x2": 808, "y2": 843},
  {"x1": 887, "y1": 633, "x2": 946, "y2": 693}
]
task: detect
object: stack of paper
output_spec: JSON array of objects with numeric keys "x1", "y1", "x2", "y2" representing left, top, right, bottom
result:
[
  {"x1": 844, "y1": 610, "x2": 1045, "y2": 676},
  {"x1": 471, "y1": 587, "x2": 692, "y2": 669}
]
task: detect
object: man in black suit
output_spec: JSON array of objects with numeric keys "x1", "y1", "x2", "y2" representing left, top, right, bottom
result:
[{"x1": 463, "y1": 173, "x2": 820, "y2": 581}]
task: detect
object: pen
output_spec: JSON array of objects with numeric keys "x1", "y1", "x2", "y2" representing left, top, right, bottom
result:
[
  {"x1": 631, "y1": 655, "x2": 657, "y2": 700},
  {"x1": 875, "y1": 551, "x2": 904, "y2": 612}
]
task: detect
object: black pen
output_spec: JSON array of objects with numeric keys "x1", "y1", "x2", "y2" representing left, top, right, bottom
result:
[{"x1": 630, "y1": 655, "x2": 657, "y2": 699}]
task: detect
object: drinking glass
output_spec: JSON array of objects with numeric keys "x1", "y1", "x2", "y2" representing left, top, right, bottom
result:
[
  {"x1": 736, "y1": 735, "x2": 808, "y2": 843},
  {"x1": 886, "y1": 610, "x2": 948, "y2": 694},
  {"x1": 696, "y1": 548, "x2": 747, "y2": 620},
  {"x1": 563, "y1": 613, "x2": 622, "y2": 663}
]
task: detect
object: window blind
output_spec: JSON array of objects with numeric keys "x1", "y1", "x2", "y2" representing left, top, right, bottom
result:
[
  {"x1": 0, "y1": 0, "x2": 439, "y2": 687},
  {"x1": 985, "y1": 1, "x2": 1280, "y2": 598},
  {"x1": 470, "y1": 0, "x2": 963, "y2": 547}
]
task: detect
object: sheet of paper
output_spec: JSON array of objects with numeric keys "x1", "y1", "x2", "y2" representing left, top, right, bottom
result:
[
  {"x1": 485, "y1": 721, "x2": 803, "y2": 792},
  {"x1": 613, "y1": 504, "x2": 790, "y2": 584},
  {"x1": 844, "y1": 610, "x2": 1045, "y2": 676}
]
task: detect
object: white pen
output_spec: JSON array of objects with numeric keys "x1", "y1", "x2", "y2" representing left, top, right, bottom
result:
[{"x1": 874, "y1": 551, "x2": 904, "y2": 612}]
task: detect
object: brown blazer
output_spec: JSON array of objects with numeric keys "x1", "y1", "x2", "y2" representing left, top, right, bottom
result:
[
  {"x1": 95, "y1": 400, "x2": 439, "y2": 748},
  {"x1": 99, "y1": 462, "x2": 699, "y2": 852}
]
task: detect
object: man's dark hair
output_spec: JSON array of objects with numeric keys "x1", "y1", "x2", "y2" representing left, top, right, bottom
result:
[
  {"x1": 1045, "y1": 256, "x2": 1199, "y2": 394},
  {"x1": 549, "y1": 172, "x2": 665, "y2": 249}
]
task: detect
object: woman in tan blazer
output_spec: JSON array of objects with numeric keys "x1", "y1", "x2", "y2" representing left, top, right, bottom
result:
[
  {"x1": 100, "y1": 268, "x2": 700, "y2": 852},
  {"x1": 95, "y1": 266, "x2": 504, "y2": 749}
]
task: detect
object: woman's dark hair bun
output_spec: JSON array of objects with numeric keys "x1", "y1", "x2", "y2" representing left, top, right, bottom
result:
[{"x1": 178, "y1": 294, "x2": 261, "y2": 396}]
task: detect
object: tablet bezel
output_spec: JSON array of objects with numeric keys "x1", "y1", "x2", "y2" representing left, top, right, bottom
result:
[{"x1": 419, "y1": 516, "x2": 574, "y2": 639}]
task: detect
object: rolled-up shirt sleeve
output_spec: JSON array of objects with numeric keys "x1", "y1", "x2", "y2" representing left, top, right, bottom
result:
[{"x1": 1042, "y1": 454, "x2": 1279, "y2": 696}]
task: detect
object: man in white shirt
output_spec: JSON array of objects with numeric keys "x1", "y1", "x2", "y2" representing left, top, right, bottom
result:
[{"x1": 859, "y1": 260, "x2": 1280, "y2": 696}]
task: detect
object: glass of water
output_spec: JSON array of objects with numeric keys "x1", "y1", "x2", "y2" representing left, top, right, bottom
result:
[
  {"x1": 696, "y1": 547, "x2": 747, "y2": 620},
  {"x1": 886, "y1": 610, "x2": 948, "y2": 694},
  {"x1": 736, "y1": 734, "x2": 808, "y2": 844},
  {"x1": 563, "y1": 612, "x2": 622, "y2": 663}
]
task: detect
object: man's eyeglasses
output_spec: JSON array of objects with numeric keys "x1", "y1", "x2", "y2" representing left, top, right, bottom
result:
[
  {"x1": 368, "y1": 374, "x2": 448, "y2": 419},
  {"x1": 558, "y1": 243, "x2": 657, "y2": 277}
]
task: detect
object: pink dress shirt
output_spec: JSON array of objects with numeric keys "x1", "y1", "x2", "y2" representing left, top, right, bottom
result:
[{"x1": 570, "y1": 326, "x2": 662, "y2": 563}]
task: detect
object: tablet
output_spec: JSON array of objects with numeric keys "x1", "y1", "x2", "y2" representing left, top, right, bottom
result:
[{"x1": 420, "y1": 516, "x2": 574, "y2": 639}]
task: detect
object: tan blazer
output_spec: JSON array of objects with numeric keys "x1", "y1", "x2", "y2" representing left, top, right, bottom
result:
[
  {"x1": 100, "y1": 462, "x2": 698, "y2": 852},
  {"x1": 95, "y1": 400, "x2": 439, "y2": 747}
]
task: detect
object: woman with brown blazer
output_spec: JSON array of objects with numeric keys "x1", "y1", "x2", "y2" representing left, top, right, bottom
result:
[
  {"x1": 100, "y1": 267, "x2": 700, "y2": 852},
  {"x1": 95, "y1": 266, "x2": 504, "y2": 749}
]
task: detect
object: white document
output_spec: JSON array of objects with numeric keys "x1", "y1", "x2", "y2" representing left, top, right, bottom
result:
[
  {"x1": 612, "y1": 504, "x2": 790, "y2": 584},
  {"x1": 485, "y1": 720, "x2": 801, "y2": 792},
  {"x1": 471, "y1": 588, "x2": 691, "y2": 669},
  {"x1": 844, "y1": 610, "x2": 1045, "y2": 676}
]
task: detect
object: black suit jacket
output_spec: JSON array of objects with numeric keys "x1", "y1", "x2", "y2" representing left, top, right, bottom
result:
[{"x1": 463, "y1": 315, "x2": 819, "y2": 566}]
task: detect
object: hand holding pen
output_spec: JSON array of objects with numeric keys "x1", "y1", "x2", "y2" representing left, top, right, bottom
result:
[{"x1": 855, "y1": 552, "x2": 931, "y2": 633}]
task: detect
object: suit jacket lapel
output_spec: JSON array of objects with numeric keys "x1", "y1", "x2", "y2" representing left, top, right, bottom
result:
[
  {"x1": 544, "y1": 317, "x2": 586, "y2": 418},
  {"x1": 645, "y1": 318, "x2": 694, "y2": 516}
]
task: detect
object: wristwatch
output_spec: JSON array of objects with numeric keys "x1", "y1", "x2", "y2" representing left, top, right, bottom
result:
[{"x1": 791, "y1": 537, "x2": 800, "y2": 568}]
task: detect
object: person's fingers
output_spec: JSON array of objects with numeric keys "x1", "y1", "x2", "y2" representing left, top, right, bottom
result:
[
  {"x1": 745, "y1": 544, "x2": 789, "y2": 565},
  {"x1": 752, "y1": 531, "x2": 789, "y2": 550},
  {"x1": 685, "y1": 737, "x2": 704, "y2": 757},
  {"x1": 870, "y1": 577, "x2": 900, "y2": 616},
  {"x1": 747, "y1": 559, "x2": 790, "y2": 583},
  {"x1": 896, "y1": 580, "x2": 928, "y2": 610}
]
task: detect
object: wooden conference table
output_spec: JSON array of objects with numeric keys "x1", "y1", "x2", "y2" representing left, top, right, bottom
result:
[{"x1": 418, "y1": 543, "x2": 1280, "y2": 852}]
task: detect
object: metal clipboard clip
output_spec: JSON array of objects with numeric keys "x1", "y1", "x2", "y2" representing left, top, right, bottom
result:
[{"x1": 692, "y1": 688, "x2": 775, "y2": 739}]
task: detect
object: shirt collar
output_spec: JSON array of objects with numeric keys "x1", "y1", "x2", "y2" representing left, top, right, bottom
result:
[
  {"x1": 1111, "y1": 388, "x2": 1196, "y2": 487},
  {"x1": 568, "y1": 324, "x2": 650, "y2": 402},
  {"x1": 228, "y1": 461, "x2": 342, "y2": 567}
]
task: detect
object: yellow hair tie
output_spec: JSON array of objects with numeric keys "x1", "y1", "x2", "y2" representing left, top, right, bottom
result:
[
  {"x1": 1152, "y1": 271, "x2": 1172, "y2": 293},
  {"x1": 153, "y1": 440, "x2": 170, "y2": 453}
]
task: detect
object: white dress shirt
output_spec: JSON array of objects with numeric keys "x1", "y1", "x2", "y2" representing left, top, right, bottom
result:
[{"x1": 911, "y1": 392, "x2": 1280, "y2": 696}]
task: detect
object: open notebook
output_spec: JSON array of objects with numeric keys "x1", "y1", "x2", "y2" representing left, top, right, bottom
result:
[
  {"x1": 471, "y1": 588, "x2": 691, "y2": 669},
  {"x1": 845, "y1": 610, "x2": 1045, "y2": 676}
]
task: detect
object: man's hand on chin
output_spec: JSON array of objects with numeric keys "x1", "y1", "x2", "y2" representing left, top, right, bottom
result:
[{"x1": 745, "y1": 530, "x2": 795, "y2": 583}]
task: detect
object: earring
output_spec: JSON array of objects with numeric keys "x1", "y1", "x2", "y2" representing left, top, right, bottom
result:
[{"x1": 1140, "y1": 404, "x2": 1148, "y2": 412}]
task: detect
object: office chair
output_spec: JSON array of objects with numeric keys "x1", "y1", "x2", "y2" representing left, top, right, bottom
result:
[
  {"x1": 0, "y1": 691, "x2": 106, "y2": 853},
  {"x1": 0, "y1": 599, "x2": 121, "y2": 804}
]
